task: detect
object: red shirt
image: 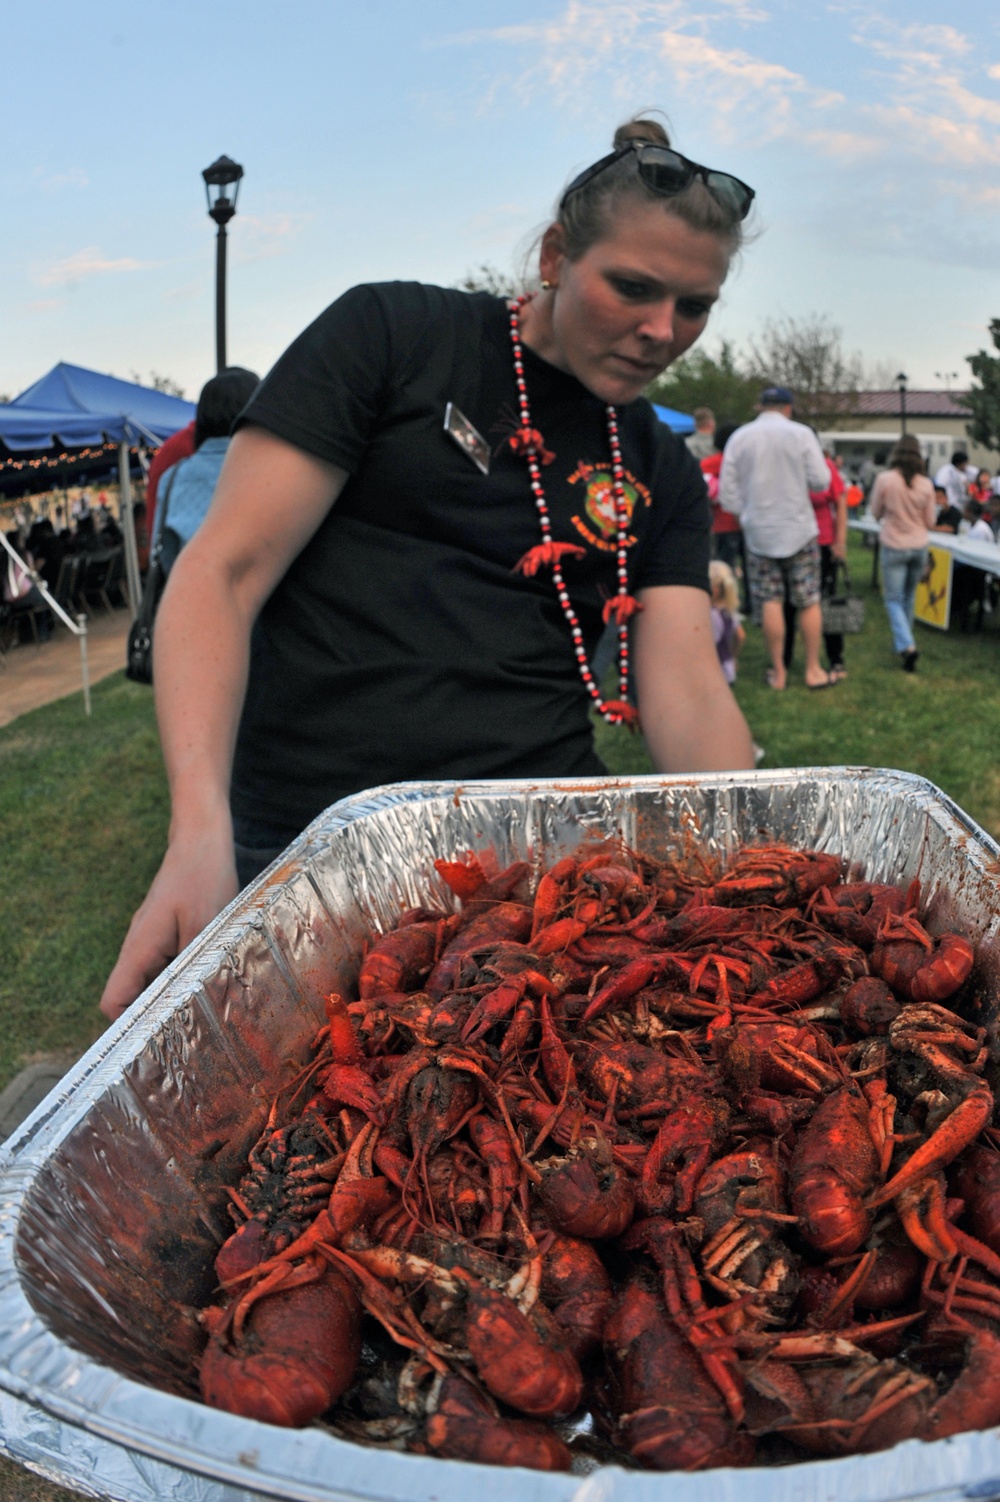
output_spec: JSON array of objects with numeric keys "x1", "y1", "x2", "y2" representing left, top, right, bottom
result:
[
  {"x1": 810, "y1": 458, "x2": 845, "y2": 547},
  {"x1": 701, "y1": 452, "x2": 740, "y2": 534},
  {"x1": 146, "y1": 421, "x2": 196, "y2": 535}
]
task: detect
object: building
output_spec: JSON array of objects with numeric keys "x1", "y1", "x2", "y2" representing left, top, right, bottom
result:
[{"x1": 819, "y1": 390, "x2": 995, "y2": 477}]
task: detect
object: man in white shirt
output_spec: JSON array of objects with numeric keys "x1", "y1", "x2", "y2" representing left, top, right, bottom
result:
[
  {"x1": 719, "y1": 386, "x2": 832, "y2": 690},
  {"x1": 934, "y1": 452, "x2": 971, "y2": 511}
]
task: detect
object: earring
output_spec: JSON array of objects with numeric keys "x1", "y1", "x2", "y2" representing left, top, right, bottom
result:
[{"x1": 540, "y1": 278, "x2": 553, "y2": 290}]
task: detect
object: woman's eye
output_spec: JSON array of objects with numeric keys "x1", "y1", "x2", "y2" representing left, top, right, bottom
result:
[
  {"x1": 676, "y1": 299, "x2": 711, "y2": 320},
  {"x1": 611, "y1": 277, "x2": 652, "y2": 300}
]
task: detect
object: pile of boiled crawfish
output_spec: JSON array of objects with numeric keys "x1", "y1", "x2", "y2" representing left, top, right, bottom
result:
[{"x1": 197, "y1": 841, "x2": 1000, "y2": 1472}]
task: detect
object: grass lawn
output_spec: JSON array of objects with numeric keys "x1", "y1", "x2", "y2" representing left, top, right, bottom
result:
[
  {"x1": 0, "y1": 674, "x2": 169, "y2": 1093},
  {"x1": 594, "y1": 530, "x2": 1000, "y2": 832},
  {"x1": 1, "y1": 526, "x2": 997, "y2": 1094}
]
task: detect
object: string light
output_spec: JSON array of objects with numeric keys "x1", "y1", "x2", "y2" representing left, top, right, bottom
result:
[{"x1": 0, "y1": 441, "x2": 137, "y2": 475}]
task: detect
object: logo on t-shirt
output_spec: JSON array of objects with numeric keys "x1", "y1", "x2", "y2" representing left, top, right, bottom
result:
[{"x1": 566, "y1": 460, "x2": 652, "y2": 552}]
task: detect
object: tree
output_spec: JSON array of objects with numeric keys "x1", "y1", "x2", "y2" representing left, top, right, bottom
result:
[
  {"x1": 456, "y1": 263, "x2": 522, "y2": 297},
  {"x1": 646, "y1": 342, "x2": 758, "y2": 426},
  {"x1": 964, "y1": 320, "x2": 1000, "y2": 454},
  {"x1": 130, "y1": 370, "x2": 186, "y2": 398},
  {"x1": 745, "y1": 315, "x2": 862, "y2": 429}
]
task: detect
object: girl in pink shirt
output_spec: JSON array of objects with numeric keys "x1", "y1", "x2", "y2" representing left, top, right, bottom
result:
[{"x1": 869, "y1": 435, "x2": 937, "y2": 670}]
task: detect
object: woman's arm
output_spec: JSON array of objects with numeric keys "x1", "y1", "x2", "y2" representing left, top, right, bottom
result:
[
  {"x1": 923, "y1": 482, "x2": 937, "y2": 530},
  {"x1": 100, "y1": 427, "x2": 348, "y2": 1019},
  {"x1": 633, "y1": 585, "x2": 755, "y2": 772},
  {"x1": 832, "y1": 492, "x2": 848, "y2": 560}
]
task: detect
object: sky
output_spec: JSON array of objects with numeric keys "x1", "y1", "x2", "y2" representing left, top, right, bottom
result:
[{"x1": 3, "y1": 0, "x2": 999, "y2": 401}]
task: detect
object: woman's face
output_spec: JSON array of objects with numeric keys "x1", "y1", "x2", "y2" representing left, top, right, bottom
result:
[{"x1": 532, "y1": 199, "x2": 730, "y2": 405}]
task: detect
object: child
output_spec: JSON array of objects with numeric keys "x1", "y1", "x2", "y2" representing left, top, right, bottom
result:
[
  {"x1": 709, "y1": 559, "x2": 745, "y2": 684},
  {"x1": 932, "y1": 484, "x2": 961, "y2": 533},
  {"x1": 966, "y1": 499, "x2": 996, "y2": 544}
]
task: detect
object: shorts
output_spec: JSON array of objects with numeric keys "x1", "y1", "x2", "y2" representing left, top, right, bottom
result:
[{"x1": 746, "y1": 541, "x2": 822, "y2": 621}]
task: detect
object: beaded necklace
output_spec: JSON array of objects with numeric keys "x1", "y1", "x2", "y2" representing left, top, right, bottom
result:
[{"x1": 507, "y1": 293, "x2": 640, "y2": 729}]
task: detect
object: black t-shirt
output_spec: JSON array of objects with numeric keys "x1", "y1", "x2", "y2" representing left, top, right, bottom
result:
[{"x1": 231, "y1": 282, "x2": 710, "y2": 829}]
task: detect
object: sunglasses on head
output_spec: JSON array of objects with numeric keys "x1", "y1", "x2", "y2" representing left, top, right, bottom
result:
[{"x1": 560, "y1": 141, "x2": 756, "y2": 222}]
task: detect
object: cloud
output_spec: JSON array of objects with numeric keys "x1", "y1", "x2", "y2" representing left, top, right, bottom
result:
[
  {"x1": 33, "y1": 247, "x2": 156, "y2": 287},
  {"x1": 25, "y1": 298, "x2": 64, "y2": 313},
  {"x1": 654, "y1": 31, "x2": 842, "y2": 138},
  {"x1": 803, "y1": 129, "x2": 882, "y2": 162},
  {"x1": 443, "y1": 1, "x2": 1000, "y2": 274},
  {"x1": 848, "y1": 16, "x2": 1000, "y2": 166},
  {"x1": 444, "y1": 1, "x2": 842, "y2": 146},
  {"x1": 36, "y1": 167, "x2": 89, "y2": 192},
  {"x1": 231, "y1": 212, "x2": 313, "y2": 265}
]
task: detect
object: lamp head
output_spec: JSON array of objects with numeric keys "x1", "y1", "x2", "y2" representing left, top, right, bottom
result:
[{"x1": 202, "y1": 155, "x2": 244, "y2": 226}]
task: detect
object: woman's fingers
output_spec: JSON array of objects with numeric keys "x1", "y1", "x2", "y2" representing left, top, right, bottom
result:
[
  {"x1": 99, "y1": 843, "x2": 239, "y2": 1022},
  {"x1": 99, "y1": 916, "x2": 181, "y2": 1021}
]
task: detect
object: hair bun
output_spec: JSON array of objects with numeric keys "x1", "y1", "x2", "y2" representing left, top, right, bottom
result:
[{"x1": 613, "y1": 117, "x2": 670, "y2": 152}]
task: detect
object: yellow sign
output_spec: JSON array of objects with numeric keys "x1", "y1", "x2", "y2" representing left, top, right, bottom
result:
[{"x1": 914, "y1": 545, "x2": 953, "y2": 630}]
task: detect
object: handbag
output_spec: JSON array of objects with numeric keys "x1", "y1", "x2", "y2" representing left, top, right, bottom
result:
[
  {"x1": 125, "y1": 465, "x2": 180, "y2": 684},
  {"x1": 821, "y1": 560, "x2": 865, "y2": 635},
  {"x1": 3, "y1": 554, "x2": 34, "y2": 603}
]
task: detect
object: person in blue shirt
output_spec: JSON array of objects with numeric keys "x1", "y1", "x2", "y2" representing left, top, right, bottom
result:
[{"x1": 157, "y1": 367, "x2": 259, "y2": 575}]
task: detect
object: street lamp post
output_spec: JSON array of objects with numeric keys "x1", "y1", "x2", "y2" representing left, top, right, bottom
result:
[
  {"x1": 896, "y1": 371, "x2": 908, "y2": 436},
  {"x1": 201, "y1": 155, "x2": 244, "y2": 372}
]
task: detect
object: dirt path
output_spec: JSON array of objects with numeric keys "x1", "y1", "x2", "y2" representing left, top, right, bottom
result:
[{"x1": 0, "y1": 611, "x2": 131, "y2": 727}]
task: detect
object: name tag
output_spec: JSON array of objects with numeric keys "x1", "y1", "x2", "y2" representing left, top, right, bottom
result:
[{"x1": 444, "y1": 402, "x2": 490, "y2": 475}]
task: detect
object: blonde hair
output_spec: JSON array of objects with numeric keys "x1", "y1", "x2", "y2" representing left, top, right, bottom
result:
[
  {"x1": 709, "y1": 559, "x2": 739, "y2": 614},
  {"x1": 557, "y1": 116, "x2": 746, "y2": 261}
]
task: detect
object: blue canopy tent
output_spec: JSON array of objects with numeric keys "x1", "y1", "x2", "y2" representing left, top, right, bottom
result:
[
  {"x1": 7, "y1": 363, "x2": 194, "y2": 445},
  {"x1": 0, "y1": 365, "x2": 195, "y2": 621},
  {"x1": 652, "y1": 402, "x2": 696, "y2": 435}
]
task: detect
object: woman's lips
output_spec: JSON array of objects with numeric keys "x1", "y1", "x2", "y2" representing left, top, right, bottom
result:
[{"x1": 612, "y1": 352, "x2": 661, "y2": 375}]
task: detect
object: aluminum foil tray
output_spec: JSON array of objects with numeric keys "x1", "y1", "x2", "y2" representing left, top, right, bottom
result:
[{"x1": 4, "y1": 768, "x2": 1000, "y2": 1502}]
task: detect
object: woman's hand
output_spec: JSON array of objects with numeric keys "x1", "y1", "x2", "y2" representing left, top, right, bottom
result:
[
  {"x1": 633, "y1": 585, "x2": 755, "y2": 772},
  {"x1": 99, "y1": 816, "x2": 237, "y2": 1021}
]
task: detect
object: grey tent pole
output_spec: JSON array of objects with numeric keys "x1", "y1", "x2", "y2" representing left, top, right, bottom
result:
[
  {"x1": 77, "y1": 612, "x2": 91, "y2": 715},
  {"x1": 0, "y1": 531, "x2": 91, "y2": 716},
  {"x1": 119, "y1": 441, "x2": 141, "y2": 621}
]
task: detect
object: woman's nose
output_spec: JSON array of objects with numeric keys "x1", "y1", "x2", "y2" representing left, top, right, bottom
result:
[{"x1": 637, "y1": 300, "x2": 675, "y2": 345}]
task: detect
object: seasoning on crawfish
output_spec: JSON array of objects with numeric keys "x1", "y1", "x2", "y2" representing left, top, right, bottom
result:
[{"x1": 197, "y1": 841, "x2": 1000, "y2": 1472}]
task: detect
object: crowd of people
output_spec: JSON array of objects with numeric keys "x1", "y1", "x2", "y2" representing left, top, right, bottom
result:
[
  {"x1": 1, "y1": 490, "x2": 132, "y2": 642},
  {"x1": 688, "y1": 413, "x2": 1000, "y2": 683}
]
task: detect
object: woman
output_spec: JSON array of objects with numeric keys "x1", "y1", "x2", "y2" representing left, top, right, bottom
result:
[
  {"x1": 782, "y1": 446, "x2": 848, "y2": 681},
  {"x1": 970, "y1": 469, "x2": 992, "y2": 506},
  {"x1": 811, "y1": 449, "x2": 848, "y2": 682},
  {"x1": 101, "y1": 118, "x2": 756, "y2": 1019},
  {"x1": 869, "y1": 434, "x2": 936, "y2": 671}
]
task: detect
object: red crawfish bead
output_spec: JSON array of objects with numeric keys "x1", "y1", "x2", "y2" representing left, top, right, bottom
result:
[{"x1": 509, "y1": 297, "x2": 634, "y2": 724}]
